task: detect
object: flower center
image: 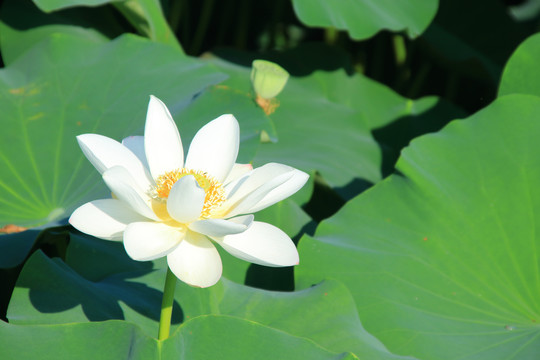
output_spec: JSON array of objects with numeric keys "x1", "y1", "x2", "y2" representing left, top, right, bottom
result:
[{"x1": 153, "y1": 168, "x2": 225, "y2": 218}]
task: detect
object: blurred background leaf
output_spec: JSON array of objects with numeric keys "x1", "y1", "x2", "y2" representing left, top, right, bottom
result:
[{"x1": 291, "y1": 0, "x2": 439, "y2": 39}]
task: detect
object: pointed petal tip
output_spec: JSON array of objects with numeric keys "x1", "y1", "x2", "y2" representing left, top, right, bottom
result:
[
  {"x1": 185, "y1": 113, "x2": 240, "y2": 182},
  {"x1": 145, "y1": 94, "x2": 184, "y2": 179},
  {"x1": 212, "y1": 114, "x2": 240, "y2": 129}
]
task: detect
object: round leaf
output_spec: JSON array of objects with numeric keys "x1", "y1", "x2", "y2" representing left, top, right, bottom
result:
[
  {"x1": 296, "y1": 95, "x2": 540, "y2": 360},
  {"x1": 499, "y1": 32, "x2": 540, "y2": 97}
]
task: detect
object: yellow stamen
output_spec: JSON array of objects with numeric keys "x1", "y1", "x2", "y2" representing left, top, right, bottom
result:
[{"x1": 153, "y1": 168, "x2": 225, "y2": 219}]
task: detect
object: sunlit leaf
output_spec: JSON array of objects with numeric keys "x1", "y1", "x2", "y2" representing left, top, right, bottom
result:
[
  {"x1": 8, "y1": 234, "x2": 412, "y2": 359},
  {"x1": 499, "y1": 32, "x2": 540, "y2": 97},
  {"x1": 0, "y1": 315, "x2": 358, "y2": 359},
  {"x1": 296, "y1": 95, "x2": 540, "y2": 360}
]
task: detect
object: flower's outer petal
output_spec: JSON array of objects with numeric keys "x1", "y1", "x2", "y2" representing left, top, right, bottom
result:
[
  {"x1": 225, "y1": 163, "x2": 293, "y2": 201},
  {"x1": 167, "y1": 231, "x2": 222, "y2": 288},
  {"x1": 69, "y1": 199, "x2": 147, "y2": 240},
  {"x1": 103, "y1": 166, "x2": 159, "y2": 220},
  {"x1": 247, "y1": 169, "x2": 309, "y2": 213},
  {"x1": 214, "y1": 221, "x2": 299, "y2": 267},
  {"x1": 144, "y1": 95, "x2": 184, "y2": 180},
  {"x1": 77, "y1": 134, "x2": 152, "y2": 190},
  {"x1": 223, "y1": 163, "x2": 253, "y2": 186},
  {"x1": 188, "y1": 215, "x2": 253, "y2": 237},
  {"x1": 224, "y1": 171, "x2": 294, "y2": 218},
  {"x1": 167, "y1": 175, "x2": 205, "y2": 223},
  {"x1": 122, "y1": 136, "x2": 149, "y2": 170},
  {"x1": 124, "y1": 222, "x2": 185, "y2": 261},
  {"x1": 185, "y1": 114, "x2": 239, "y2": 182}
]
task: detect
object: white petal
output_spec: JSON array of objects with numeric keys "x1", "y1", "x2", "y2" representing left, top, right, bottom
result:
[
  {"x1": 188, "y1": 215, "x2": 253, "y2": 237},
  {"x1": 224, "y1": 171, "x2": 293, "y2": 218},
  {"x1": 247, "y1": 169, "x2": 309, "y2": 213},
  {"x1": 103, "y1": 166, "x2": 159, "y2": 220},
  {"x1": 122, "y1": 136, "x2": 149, "y2": 170},
  {"x1": 223, "y1": 163, "x2": 253, "y2": 186},
  {"x1": 167, "y1": 231, "x2": 222, "y2": 288},
  {"x1": 124, "y1": 222, "x2": 185, "y2": 261},
  {"x1": 185, "y1": 114, "x2": 239, "y2": 182},
  {"x1": 225, "y1": 163, "x2": 293, "y2": 201},
  {"x1": 77, "y1": 134, "x2": 152, "y2": 190},
  {"x1": 144, "y1": 95, "x2": 184, "y2": 179},
  {"x1": 167, "y1": 175, "x2": 204, "y2": 223},
  {"x1": 69, "y1": 199, "x2": 147, "y2": 240},
  {"x1": 214, "y1": 221, "x2": 299, "y2": 267}
]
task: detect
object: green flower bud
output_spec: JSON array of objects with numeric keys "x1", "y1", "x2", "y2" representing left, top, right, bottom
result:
[{"x1": 250, "y1": 60, "x2": 289, "y2": 99}]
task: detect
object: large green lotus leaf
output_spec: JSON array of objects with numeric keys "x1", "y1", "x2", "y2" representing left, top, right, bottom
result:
[
  {"x1": 0, "y1": 320, "x2": 157, "y2": 360},
  {"x1": 175, "y1": 280, "x2": 415, "y2": 359},
  {"x1": 8, "y1": 235, "x2": 411, "y2": 359},
  {"x1": 0, "y1": 315, "x2": 357, "y2": 360},
  {"x1": 296, "y1": 94, "x2": 540, "y2": 359},
  {"x1": 499, "y1": 33, "x2": 540, "y2": 97},
  {"x1": 0, "y1": 33, "x2": 225, "y2": 227},
  {"x1": 291, "y1": 0, "x2": 438, "y2": 39}
]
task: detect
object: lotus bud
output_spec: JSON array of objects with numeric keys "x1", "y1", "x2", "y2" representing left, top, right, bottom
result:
[{"x1": 250, "y1": 60, "x2": 289, "y2": 100}]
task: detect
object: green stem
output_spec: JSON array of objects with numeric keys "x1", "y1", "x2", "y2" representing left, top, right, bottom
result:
[
  {"x1": 392, "y1": 34, "x2": 407, "y2": 67},
  {"x1": 158, "y1": 267, "x2": 177, "y2": 341},
  {"x1": 324, "y1": 27, "x2": 338, "y2": 45}
]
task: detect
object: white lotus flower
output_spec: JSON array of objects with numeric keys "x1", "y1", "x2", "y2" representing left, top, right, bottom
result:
[{"x1": 69, "y1": 96, "x2": 308, "y2": 288}]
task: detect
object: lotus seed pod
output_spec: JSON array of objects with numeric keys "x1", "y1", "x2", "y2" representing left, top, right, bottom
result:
[{"x1": 251, "y1": 60, "x2": 289, "y2": 99}]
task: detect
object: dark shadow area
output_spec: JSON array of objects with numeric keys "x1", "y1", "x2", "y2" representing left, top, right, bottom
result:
[
  {"x1": 245, "y1": 216, "x2": 317, "y2": 291},
  {"x1": 0, "y1": 227, "x2": 52, "y2": 322},
  {"x1": 373, "y1": 98, "x2": 467, "y2": 177},
  {"x1": 302, "y1": 178, "x2": 346, "y2": 223},
  {"x1": 334, "y1": 178, "x2": 374, "y2": 202},
  {"x1": 213, "y1": 42, "x2": 354, "y2": 78},
  {"x1": 5, "y1": 226, "x2": 182, "y2": 327},
  {"x1": 0, "y1": 266, "x2": 27, "y2": 322},
  {"x1": 0, "y1": 0, "x2": 128, "y2": 38},
  {"x1": 245, "y1": 266, "x2": 294, "y2": 291},
  {"x1": 168, "y1": 0, "x2": 311, "y2": 56},
  {"x1": 24, "y1": 265, "x2": 183, "y2": 325}
]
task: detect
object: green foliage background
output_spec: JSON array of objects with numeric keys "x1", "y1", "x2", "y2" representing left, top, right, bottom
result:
[{"x1": 1, "y1": 0, "x2": 539, "y2": 359}]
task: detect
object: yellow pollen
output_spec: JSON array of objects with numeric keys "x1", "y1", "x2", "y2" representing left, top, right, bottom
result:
[{"x1": 153, "y1": 168, "x2": 225, "y2": 218}]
